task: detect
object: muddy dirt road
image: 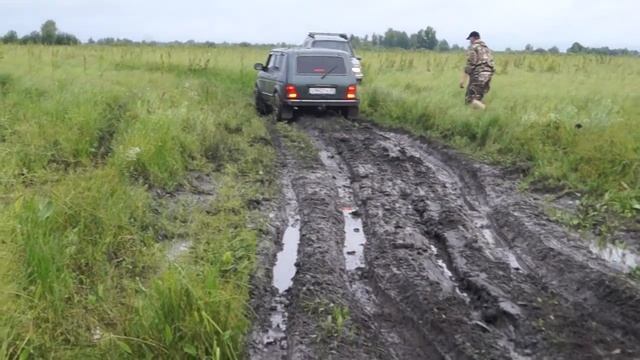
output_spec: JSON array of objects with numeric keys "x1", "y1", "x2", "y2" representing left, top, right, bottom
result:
[{"x1": 249, "y1": 116, "x2": 640, "y2": 360}]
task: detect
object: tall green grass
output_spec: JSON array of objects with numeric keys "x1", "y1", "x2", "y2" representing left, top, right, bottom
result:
[
  {"x1": 0, "y1": 45, "x2": 274, "y2": 359},
  {"x1": 359, "y1": 50, "x2": 640, "y2": 225}
]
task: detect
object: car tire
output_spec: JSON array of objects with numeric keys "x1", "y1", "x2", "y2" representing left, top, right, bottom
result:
[
  {"x1": 342, "y1": 106, "x2": 359, "y2": 119},
  {"x1": 273, "y1": 92, "x2": 293, "y2": 122},
  {"x1": 254, "y1": 87, "x2": 270, "y2": 115}
]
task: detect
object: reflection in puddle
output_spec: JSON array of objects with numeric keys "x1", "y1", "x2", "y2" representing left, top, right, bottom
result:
[
  {"x1": 590, "y1": 241, "x2": 639, "y2": 270},
  {"x1": 273, "y1": 216, "x2": 301, "y2": 292},
  {"x1": 264, "y1": 178, "x2": 300, "y2": 350},
  {"x1": 343, "y1": 208, "x2": 366, "y2": 271}
]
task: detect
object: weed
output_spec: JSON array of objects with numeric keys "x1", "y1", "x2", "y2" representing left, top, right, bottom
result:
[{"x1": 304, "y1": 299, "x2": 353, "y2": 340}]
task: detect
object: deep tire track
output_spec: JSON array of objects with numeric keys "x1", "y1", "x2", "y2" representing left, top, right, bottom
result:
[
  {"x1": 253, "y1": 123, "x2": 393, "y2": 360},
  {"x1": 298, "y1": 116, "x2": 640, "y2": 359},
  {"x1": 252, "y1": 116, "x2": 640, "y2": 359}
]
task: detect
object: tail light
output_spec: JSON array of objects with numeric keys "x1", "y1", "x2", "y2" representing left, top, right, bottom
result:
[
  {"x1": 285, "y1": 84, "x2": 298, "y2": 99},
  {"x1": 346, "y1": 85, "x2": 357, "y2": 99}
]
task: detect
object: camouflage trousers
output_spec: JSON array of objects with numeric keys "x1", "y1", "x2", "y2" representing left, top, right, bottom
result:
[{"x1": 465, "y1": 72, "x2": 493, "y2": 104}]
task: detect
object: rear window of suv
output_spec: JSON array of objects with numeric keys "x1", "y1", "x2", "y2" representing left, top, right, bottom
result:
[
  {"x1": 311, "y1": 40, "x2": 353, "y2": 55},
  {"x1": 296, "y1": 56, "x2": 347, "y2": 75}
]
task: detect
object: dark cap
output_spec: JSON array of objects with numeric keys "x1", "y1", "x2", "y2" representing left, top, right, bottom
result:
[{"x1": 466, "y1": 31, "x2": 480, "y2": 40}]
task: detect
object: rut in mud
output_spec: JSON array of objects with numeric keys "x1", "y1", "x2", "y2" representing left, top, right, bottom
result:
[{"x1": 250, "y1": 116, "x2": 640, "y2": 360}]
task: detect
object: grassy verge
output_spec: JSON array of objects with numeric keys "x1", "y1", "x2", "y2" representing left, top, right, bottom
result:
[
  {"x1": 359, "y1": 50, "x2": 640, "y2": 231},
  {"x1": 0, "y1": 45, "x2": 274, "y2": 359}
]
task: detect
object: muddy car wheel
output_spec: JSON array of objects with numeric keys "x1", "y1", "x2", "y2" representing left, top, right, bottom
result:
[
  {"x1": 342, "y1": 106, "x2": 359, "y2": 119},
  {"x1": 254, "y1": 88, "x2": 270, "y2": 115},
  {"x1": 273, "y1": 93, "x2": 293, "y2": 122}
]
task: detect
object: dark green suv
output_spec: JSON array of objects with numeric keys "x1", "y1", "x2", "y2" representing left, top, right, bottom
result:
[{"x1": 253, "y1": 48, "x2": 359, "y2": 121}]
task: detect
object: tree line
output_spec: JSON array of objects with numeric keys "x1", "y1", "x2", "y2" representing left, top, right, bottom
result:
[
  {"x1": 350, "y1": 27, "x2": 639, "y2": 56},
  {"x1": 2, "y1": 20, "x2": 80, "y2": 45},
  {"x1": 506, "y1": 42, "x2": 639, "y2": 56},
  {"x1": 349, "y1": 27, "x2": 463, "y2": 52},
  {"x1": 2, "y1": 20, "x2": 638, "y2": 56},
  {"x1": 565, "y1": 42, "x2": 639, "y2": 56}
]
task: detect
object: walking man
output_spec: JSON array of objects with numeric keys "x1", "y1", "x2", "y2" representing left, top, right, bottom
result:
[{"x1": 460, "y1": 31, "x2": 495, "y2": 109}]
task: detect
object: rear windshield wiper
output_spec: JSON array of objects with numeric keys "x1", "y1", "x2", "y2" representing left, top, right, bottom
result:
[{"x1": 321, "y1": 64, "x2": 339, "y2": 79}]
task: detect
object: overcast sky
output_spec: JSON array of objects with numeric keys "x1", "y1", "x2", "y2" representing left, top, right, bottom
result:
[{"x1": 1, "y1": 0, "x2": 638, "y2": 50}]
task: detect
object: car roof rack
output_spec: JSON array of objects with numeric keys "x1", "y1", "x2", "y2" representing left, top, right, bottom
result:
[{"x1": 308, "y1": 32, "x2": 349, "y2": 40}]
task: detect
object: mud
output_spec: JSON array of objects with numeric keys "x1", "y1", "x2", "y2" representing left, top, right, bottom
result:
[
  {"x1": 250, "y1": 115, "x2": 640, "y2": 359},
  {"x1": 153, "y1": 172, "x2": 217, "y2": 262}
]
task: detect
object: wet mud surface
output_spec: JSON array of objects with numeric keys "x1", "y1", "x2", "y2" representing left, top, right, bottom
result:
[{"x1": 250, "y1": 116, "x2": 640, "y2": 359}]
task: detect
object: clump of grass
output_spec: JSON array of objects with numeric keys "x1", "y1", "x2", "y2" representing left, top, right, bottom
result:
[
  {"x1": 304, "y1": 300, "x2": 353, "y2": 341},
  {"x1": 0, "y1": 72, "x2": 12, "y2": 93},
  {"x1": 4, "y1": 167, "x2": 157, "y2": 357}
]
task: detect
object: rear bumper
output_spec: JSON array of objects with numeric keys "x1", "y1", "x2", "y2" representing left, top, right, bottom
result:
[{"x1": 285, "y1": 99, "x2": 359, "y2": 107}]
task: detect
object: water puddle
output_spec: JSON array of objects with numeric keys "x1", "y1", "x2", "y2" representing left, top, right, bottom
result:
[
  {"x1": 589, "y1": 241, "x2": 639, "y2": 271},
  {"x1": 430, "y1": 244, "x2": 470, "y2": 302},
  {"x1": 342, "y1": 207, "x2": 366, "y2": 271},
  {"x1": 263, "y1": 177, "x2": 300, "y2": 350},
  {"x1": 317, "y1": 148, "x2": 368, "y2": 272},
  {"x1": 272, "y1": 216, "x2": 301, "y2": 292},
  {"x1": 166, "y1": 239, "x2": 191, "y2": 261}
]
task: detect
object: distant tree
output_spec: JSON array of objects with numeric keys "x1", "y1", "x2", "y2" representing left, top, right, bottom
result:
[
  {"x1": 567, "y1": 42, "x2": 585, "y2": 53},
  {"x1": 88, "y1": 37, "x2": 95, "y2": 44},
  {"x1": 382, "y1": 28, "x2": 393, "y2": 47},
  {"x1": 97, "y1": 37, "x2": 114, "y2": 45},
  {"x1": 371, "y1": 33, "x2": 379, "y2": 47},
  {"x1": 534, "y1": 48, "x2": 547, "y2": 53},
  {"x1": 41, "y1": 20, "x2": 58, "y2": 45},
  {"x1": 349, "y1": 34, "x2": 362, "y2": 49},
  {"x1": 54, "y1": 32, "x2": 80, "y2": 45},
  {"x1": 436, "y1": 39, "x2": 450, "y2": 52},
  {"x1": 451, "y1": 44, "x2": 463, "y2": 51},
  {"x1": 397, "y1": 31, "x2": 410, "y2": 49},
  {"x1": 548, "y1": 46, "x2": 560, "y2": 54},
  {"x1": 20, "y1": 31, "x2": 41, "y2": 44},
  {"x1": 414, "y1": 29, "x2": 427, "y2": 49},
  {"x1": 505, "y1": 47, "x2": 513, "y2": 52},
  {"x1": 2, "y1": 30, "x2": 18, "y2": 44},
  {"x1": 423, "y1": 26, "x2": 438, "y2": 50},
  {"x1": 524, "y1": 44, "x2": 534, "y2": 52},
  {"x1": 409, "y1": 33, "x2": 419, "y2": 48}
]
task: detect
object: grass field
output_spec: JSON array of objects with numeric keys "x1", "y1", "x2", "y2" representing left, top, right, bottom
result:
[
  {"x1": 0, "y1": 45, "x2": 275, "y2": 359},
  {"x1": 0, "y1": 44, "x2": 638, "y2": 359}
]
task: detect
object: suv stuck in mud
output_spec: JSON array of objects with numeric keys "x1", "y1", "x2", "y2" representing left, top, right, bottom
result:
[{"x1": 254, "y1": 48, "x2": 360, "y2": 121}]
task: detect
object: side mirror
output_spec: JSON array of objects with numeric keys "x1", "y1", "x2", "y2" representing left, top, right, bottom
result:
[{"x1": 254, "y1": 63, "x2": 265, "y2": 71}]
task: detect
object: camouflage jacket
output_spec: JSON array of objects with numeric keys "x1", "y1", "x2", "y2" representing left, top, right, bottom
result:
[{"x1": 464, "y1": 40, "x2": 495, "y2": 76}]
